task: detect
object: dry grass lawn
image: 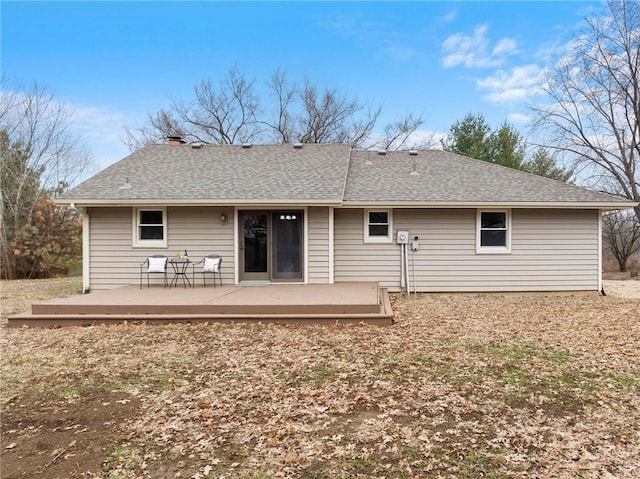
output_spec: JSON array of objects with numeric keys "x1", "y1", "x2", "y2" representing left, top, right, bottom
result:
[{"x1": 1, "y1": 278, "x2": 639, "y2": 478}]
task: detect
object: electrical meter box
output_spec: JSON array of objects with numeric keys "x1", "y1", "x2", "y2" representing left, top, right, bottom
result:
[{"x1": 396, "y1": 230, "x2": 409, "y2": 244}]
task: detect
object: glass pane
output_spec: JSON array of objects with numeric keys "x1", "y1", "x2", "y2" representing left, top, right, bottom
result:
[
  {"x1": 369, "y1": 224, "x2": 389, "y2": 237},
  {"x1": 140, "y1": 225, "x2": 163, "y2": 240},
  {"x1": 369, "y1": 212, "x2": 388, "y2": 224},
  {"x1": 244, "y1": 214, "x2": 268, "y2": 273},
  {"x1": 481, "y1": 230, "x2": 506, "y2": 247},
  {"x1": 481, "y1": 212, "x2": 506, "y2": 229},
  {"x1": 272, "y1": 212, "x2": 303, "y2": 279},
  {"x1": 140, "y1": 210, "x2": 163, "y2": 225}
]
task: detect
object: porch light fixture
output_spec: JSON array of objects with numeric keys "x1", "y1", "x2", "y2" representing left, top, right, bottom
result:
[
  {"x1": 279, "y1": 214, "x2": 297, "y2": 221},
  {"x1": 220, "y1": 213, "x2": 227, "y2": 223}
]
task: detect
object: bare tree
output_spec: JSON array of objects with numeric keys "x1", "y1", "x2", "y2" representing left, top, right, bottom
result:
[
  {"x1": 296, "y1": 80, "x2": 381, "y2": 146},
  {"x1": 0, "y1": 79, "x2": 90, "y2": 191},
  {"x1": 602, "y1": 210, "x2": 640, "y2": 272},
  {"x1": 123, "y1": 110, "x2": 189, "y2": 151},
  {"x1": 0, "y1": 79, "x2": 90, "y2": 279},
  {"x1": 367, "y1": 113, "x2": 432, "y2": 151},
  {"x1": 124, "y1": 66, "x2": 262, "y2": 149},
  {"x1": 126, "y1": 66, "x2": 428, "y2": 151},
  {"x1": 262, "y1": 68, "x2": 297, "y2": 144},
  {"x1": 531, "y1": 0, "x2": 639, "y2": 220},
  {"x1": 264, "y1": 70, "x2": 419, "y2": 149}
]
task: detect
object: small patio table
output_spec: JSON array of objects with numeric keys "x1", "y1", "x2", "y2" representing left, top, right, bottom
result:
[{"x1": 169, "y1": 258, "x2": 192, "y2": 288}]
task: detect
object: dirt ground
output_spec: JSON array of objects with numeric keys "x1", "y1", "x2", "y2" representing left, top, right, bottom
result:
[
  {"x1": 603, "y1": 278, "x2": 640, "y2": 299},
  {"x1": 1, "y1": 278, "x2": 639, "y2": 478}
]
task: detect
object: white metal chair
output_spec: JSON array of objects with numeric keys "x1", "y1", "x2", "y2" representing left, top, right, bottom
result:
[
  {"x1": 192, "y1": 254, "x2": 222, "y2": 287},
  {"x1": 140, "y1": 254, "x2": 168, "y2": 288}
]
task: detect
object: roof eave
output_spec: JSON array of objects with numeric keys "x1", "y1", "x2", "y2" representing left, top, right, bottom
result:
[
  {"x1": 341, "y1": 200, "x2": 638, "y2": 210},
  {"x1": 55, "y1": 198, "x2": 638, "y2": 211},
  {"x1": 53, "y1": 198, "x2": 345, "y2": 208}
]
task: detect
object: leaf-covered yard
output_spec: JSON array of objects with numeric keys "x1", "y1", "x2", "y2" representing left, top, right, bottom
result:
[{"x1": 2, "y1": 283, "x2": 639, "y2": 478}]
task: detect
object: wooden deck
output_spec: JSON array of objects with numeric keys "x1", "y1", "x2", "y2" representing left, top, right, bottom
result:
[{"x1": 7, "y1": 282, "x2": 393, "y2": 327}]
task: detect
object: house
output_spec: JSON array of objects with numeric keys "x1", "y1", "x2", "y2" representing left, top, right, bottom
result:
[{"x1": 57, "y1": 142, "x2": 636, "y2": 294}]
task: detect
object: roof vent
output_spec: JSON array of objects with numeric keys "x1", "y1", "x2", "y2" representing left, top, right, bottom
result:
[
  {"x1": 242, "y1": 143, "x2": 252, "y2": 148},
  {"x1": 410, "y1": 160, "x2": 420, "y2": 176},
  {"x1": 119, "y1": 178, "x2": 132, "y2": 189},
  {"x1": 191, "y1": 142, "x2": 203, "y2": 149},
  {"x1": 409, "y1": 150, "x2": 418, "y2": 156},
  {"x1": 293, "y1": 143, "x2": 303, "y2": 149},
  {"x1": 377, "y1": 150, "x2": 387, "y2": 156}
]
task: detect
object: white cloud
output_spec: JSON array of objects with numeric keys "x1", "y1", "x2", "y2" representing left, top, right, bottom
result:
[
  {"x1": 441, "y1": 24, "x2": 517, "y2": 69},
  {"x1": 322, "y1": 15, "x2": 415, "y2": 61},
  {"x1": 69, "y1": 104, "x2": 132, "y2": 170},
  {"x1": 476, "y1": 64, "x2": 543, "y2": 103},
  {"x1": 492, "y1": 38, "x2": 518, "y2": 57},
  {"x1": 506, "y1": 112, "x2": 531, "y2": 126},
  {"x1": 404, "y1": 129, "x2": 446, "y2": 149},
  {"x1": 439, "y1": 10, "x2": 458, "y2": 24},
  {"x1": 72, "y1": 105, "x2": 127, "y2": 142},
  {"x1": 363, "y1": 128, "x2": 446, "y2": 151},
  {"x1": 383, "y1": 42, "x2": 417, "y2": 61}
]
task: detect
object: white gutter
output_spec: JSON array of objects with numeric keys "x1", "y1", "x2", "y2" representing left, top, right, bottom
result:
[
  {"x1": 328, "y1": 206, "x2": 334, "y2": 284},
  {"x1": 340, "y1": 201, "x2": 638, "y2": 211},
  {"x1": 53, "y1": 199, "x2": 344, "y2": 207},
  {"x1": 598, "y1": 210, "x2": 603, "y2": 294},
  {"x1": 55, "y1": 198, "x2": 637, "y2": 211},
  {"x1": 81, "y1": 208, "x2": 90, "y2": 293}
]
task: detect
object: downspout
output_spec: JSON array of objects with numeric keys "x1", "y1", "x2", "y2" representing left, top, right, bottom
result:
[
  {"x1": 304, "y1": 207, "x2": 309, "y2": 284},
  {"x1": 405, "y1": 243, "x2": 410, "y2": 295},
  {"x1": 81, "y1": 207, "x2": 90, "y2": 294},
  {"x1": 328, "y1": 206, "x2": 334, "y2": 284},
  {"x1": 233, "y1": 208, "x2": 238, "y2": 285},
  {"x1": 598, "y1": 209, "x2": 604, "y2": 295}
]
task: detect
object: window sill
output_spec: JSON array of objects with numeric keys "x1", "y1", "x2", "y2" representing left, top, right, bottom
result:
[
  {"x1": 364, "y1": 236, "x2": 393, "y2": 244},
  {"x1": 133, "y1": 241, "x2": 168, "y2": 249},
  {"x1": 476, "y1": 247, "x2": 511, "y2": 254}
]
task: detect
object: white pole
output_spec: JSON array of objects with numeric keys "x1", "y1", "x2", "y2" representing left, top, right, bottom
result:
[
  {"x1": 400, "y1": 243, "x2": 406, "y2": 290},
  {"x1": 405, "y1": 243, "x2": 410, "y2": 295},
  {"x1": 412, "y1": 249, "x2": 416, "y2": 294}
]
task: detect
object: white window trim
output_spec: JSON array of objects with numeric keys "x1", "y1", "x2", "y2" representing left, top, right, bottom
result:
[
  {"x1": 476, "y1": 209, "x2": 511, "y2": 254},
  {"x1": 133, "y1": 207, "x2": 167, "y2": 248},
  {"x1": 364, "y1": 209, "x2": 393, "y2": 243}
]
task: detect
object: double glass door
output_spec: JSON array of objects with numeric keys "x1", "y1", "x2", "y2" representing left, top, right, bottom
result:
[{"x1": 239, "y1": 210, "x2": 303, "y2": 281}]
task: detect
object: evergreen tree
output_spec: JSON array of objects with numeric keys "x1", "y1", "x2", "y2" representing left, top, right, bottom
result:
[
  {"x1": 441, "y1": 113, "x2": 492, "y2": 161},
  {"x1": 442, "y1": 113, "x2": 572, "y2": 182}
]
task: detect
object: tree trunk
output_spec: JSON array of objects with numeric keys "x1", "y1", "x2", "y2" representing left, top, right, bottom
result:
[{"x1": 618, "y1": 259, "x2": 628, "y2": 273}]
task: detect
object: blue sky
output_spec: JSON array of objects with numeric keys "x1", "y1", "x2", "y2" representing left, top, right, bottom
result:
[{"x1": 2, "y1": 1, "x2": 603, "y2": 174}]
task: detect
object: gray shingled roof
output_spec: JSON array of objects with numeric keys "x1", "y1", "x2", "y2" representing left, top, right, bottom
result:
[
  {"x1": 60, "y1": 144, "x2": 351, "y2": 203},
  {"x1": 60, "y1": 144, "x2": 633, "y2": 207},
  {"x1": 344, "y1": 150, "x2": 630, "y2": 205}
]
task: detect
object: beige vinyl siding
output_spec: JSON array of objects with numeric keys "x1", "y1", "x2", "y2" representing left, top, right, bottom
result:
[
  {"x1": 88, "y1": 206, "x2": 234, "y2": 290},
  {"x1": 307, "y1": 207, "x2": 331, "y2": 283},
  {"x1": 334, "y1": 208, "x2": 599, "y2": 292}
]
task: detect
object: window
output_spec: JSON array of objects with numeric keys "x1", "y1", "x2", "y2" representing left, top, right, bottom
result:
[
  {"x1": 364, "y1": 209, "x2": 392, "y2": 243},
  {"x1": 133, "y1": 208, "x2": 167, "y2": 247},
  {"x1": 477, "y1": 210, "x2": 511, "y2": 253}
]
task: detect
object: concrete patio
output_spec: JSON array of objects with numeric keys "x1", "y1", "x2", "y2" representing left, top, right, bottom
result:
[{"x1": 7, "y1": 282, "x2": 393, "y2": 327}]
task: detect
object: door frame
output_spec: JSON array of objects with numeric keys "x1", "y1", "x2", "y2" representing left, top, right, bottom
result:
[{"x1": 234, "y1": 207, "x2": 308, "y2": 284}]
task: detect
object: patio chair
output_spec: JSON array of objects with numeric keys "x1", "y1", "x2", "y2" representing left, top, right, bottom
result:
[
  {"x1": 192, "y1": 254, "x2": 222, "y2": 287},
  {"x1": 140, "y1": 254, "x2": 168, "y2": 288}
]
